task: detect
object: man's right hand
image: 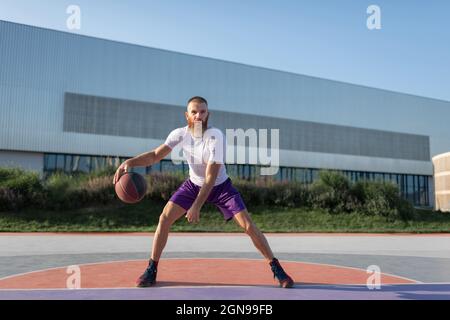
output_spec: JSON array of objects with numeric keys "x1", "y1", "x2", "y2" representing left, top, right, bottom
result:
[{"x1": 113, "y1": 161, "x2": 130, "y2": 185}]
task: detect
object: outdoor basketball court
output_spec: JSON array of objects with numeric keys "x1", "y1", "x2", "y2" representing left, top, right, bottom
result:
[{"x1": 1, "y1": 233, "x2": 450, "y2": 300}]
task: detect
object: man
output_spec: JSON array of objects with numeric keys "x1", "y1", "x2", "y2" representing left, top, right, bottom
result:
[{"x1": 113, "y1": 96, "x2": 294, "y2": 288}]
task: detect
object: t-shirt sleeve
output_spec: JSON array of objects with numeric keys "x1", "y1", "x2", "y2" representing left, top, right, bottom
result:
[
  {"x1": 164, "y1": 128, "x2": 184, "y2": 149},
  {"x1": 207, "y1": 129, "x2": 225, "y2": 164}
]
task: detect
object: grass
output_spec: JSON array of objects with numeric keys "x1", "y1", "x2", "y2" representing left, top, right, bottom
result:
[{"x1": 0, "y1": 200, "x2": 449, "y2": 233}]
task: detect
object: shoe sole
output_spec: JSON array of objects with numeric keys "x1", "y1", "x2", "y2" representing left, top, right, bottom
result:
[
  {"x1": 280, "y1": 279, "x2": 294, "y2": 288},
  {"x1": 136, "y1": 282, "x2": 156, "y2": 288}
]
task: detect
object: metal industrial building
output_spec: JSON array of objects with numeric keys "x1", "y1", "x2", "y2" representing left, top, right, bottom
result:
[{"x1": 2, "y1": 20, "x2": 450, "y2": 208}]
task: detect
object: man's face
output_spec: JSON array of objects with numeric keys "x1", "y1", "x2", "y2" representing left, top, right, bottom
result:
[{"x1": 185, "y1": 101, "x2": 209, "y2": 134}]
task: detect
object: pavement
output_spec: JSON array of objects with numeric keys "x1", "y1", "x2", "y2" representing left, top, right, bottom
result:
[{"x1": 1, "y1": 232, "x2": 450, "y2": 300}]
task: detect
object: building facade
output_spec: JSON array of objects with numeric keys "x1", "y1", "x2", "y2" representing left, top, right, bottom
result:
[
  {"x1": 433, "y1": 152, "x2": 450, "y2": 211},
  {"x1": 2, "y1": 21, "x2": 450, "y2": 207}
]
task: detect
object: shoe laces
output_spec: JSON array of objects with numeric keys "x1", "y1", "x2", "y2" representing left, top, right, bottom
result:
[
  {"x1": 143, "y1": 262, "x2": 157, "y2": 278},
  {"x1": 270, "y1": 259, "x2": 288, "y2": 280}
]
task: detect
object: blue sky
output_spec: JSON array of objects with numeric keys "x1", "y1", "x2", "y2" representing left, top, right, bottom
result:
[{"x1": 1, "y1": 0, "x2": 449, "y2": 101}]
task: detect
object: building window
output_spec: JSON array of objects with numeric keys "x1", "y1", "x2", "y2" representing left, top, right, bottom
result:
[
  {"x1": 91, "y1": 156, "x2": 106, "y2": 172},
  {"x1": 56, "y1": 154, "x2": 65, "y2": 170},
  {"x1": 44, "y1": 154, "x2": 56, "y2": 171},
  {"x1": 226, "y1": 164, "x2": 238, "y2": 178},
  {"x1": 161, "y1": 160, "x2": 183, "y2": 173},
  {"x1": 151, "y1": 161, "x2": 162, "y2": 173},
  {"x1": 64, "y1": 155, "x2": 72, "y2": 172}
]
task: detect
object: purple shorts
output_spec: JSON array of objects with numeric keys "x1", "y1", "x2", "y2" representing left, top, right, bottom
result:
[{"x1": 169, "y1": 177, "x2": 247, "y2": 221}]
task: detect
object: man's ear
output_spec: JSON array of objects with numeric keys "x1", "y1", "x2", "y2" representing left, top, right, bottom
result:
[{"x1": 185, "y1": 111, "x2": 188, "y2": 121}]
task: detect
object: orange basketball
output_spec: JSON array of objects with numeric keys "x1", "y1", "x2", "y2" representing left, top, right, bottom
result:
[{"x1": 115, "y1": 172, "x2": 147, "y2": 204}]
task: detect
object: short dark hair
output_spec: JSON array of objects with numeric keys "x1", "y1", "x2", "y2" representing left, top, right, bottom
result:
[{"x1": 187, "y1": 96, "x2": 208, "y2": 106}]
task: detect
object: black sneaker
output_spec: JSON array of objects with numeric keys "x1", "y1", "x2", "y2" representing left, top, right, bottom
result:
[
  {"x1": 136, "y1": 260, "x2": 158, "y2": 287},
  {"x1": 270, "y1": 258, "x2": 294, "y2": 288}
]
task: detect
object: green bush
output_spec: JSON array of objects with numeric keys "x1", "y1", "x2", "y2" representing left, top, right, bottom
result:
[
  {"x1": 0, "y1": 168, "x2": 44, "y2": 211},
  {"x1": 44, "y1": 173, "x2": 82, "y2": 210},
  {"x1": 90, "y1": 166, "x2": 117, "y2": 178},
  {"x1": 0, "y1": 167, "x2": 416, "y2": 221},
  {"x1": 233, "y1": 178, "x2": 310, "y2": 209},
  {"x1": 351, "y1": 180, "x2": 414, "y2": 220},
  {"x1": 310, "y1": 170, "x2": 354, "y2": 214},
  {"x1": 307, "y1": 170, "x2": 414, "y2": 220},
  {"x1": 146, "y1": 172, "x2": 185, "y2": 201},
  {"x1": 42, "y1": 172, "x2": 118, "y2": 210},
  {"x1": 267, "y1": 182, "x2": 310, "y2": 208},
  {"x1": 0, "y1": 170, "x2": 41, "y2": 192},
  {"x1": 0, "y1": 167, "x2": 24, "y2": 181},
  {"x1": 233, "y1": 179, "x2": 269, "y2": 206},
  {"x1": 0, "y1": 187, "x2": 21, "y2": 211},
  {"x1": 78, "y1": 175, "x2": 116, "y2": 204}
]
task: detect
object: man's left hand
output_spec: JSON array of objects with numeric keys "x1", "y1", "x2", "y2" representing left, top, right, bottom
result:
[{"x1": 186, "y1": 205, "x2": 201, "y2": 223}]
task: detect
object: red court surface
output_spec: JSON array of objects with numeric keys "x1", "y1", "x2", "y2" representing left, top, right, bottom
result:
[{"x1": 0, "y1": 258, "x2": 416, "y2": 290}]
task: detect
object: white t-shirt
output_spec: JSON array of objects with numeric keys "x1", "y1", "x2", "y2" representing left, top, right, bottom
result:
[{"x1": 163, "y1": 125, "x2": 229, "y2": 187}]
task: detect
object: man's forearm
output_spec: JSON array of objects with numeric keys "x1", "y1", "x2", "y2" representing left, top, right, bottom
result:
[
  {"x1": 192, "y1": 163, "x2": 221, "y2": 209},
  {"x1": 192, "y1": 178, "x2": 215, "y2": 209},
  {"x1": 126, "y1": 150, "x2": 157, "y2": 167}
]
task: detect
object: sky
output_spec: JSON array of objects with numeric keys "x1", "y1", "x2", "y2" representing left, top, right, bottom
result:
[{"x1": 1, "y1": 0, "x2": 449, "y2": 101}]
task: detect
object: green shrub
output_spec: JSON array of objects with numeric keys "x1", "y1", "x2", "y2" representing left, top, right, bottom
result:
[
  {"x1": 351, "y1": 180, "x2": 414, "y2": 220},
  {"x1": 268, "y1": 182, "x2": 310, "y2": 208},
  {"x1": 42, "y1": 172, "x2": 118, "y2": 210},
  {"x1": 146, "y1": 172, "x2": 185, "y2": 201},
  {"x1": 45, "y1": 172, "x2": 73, "y2": 192},
  {"x1": 79, "y1": 175, "x2": 116, "y2": 204},
  {"x1": 0, "y1": 168, "x2": 44, "y2": 211},
  {"x1": 0, "y1": 187, "x2": 22, "y2": 211},
  {"x1": 310, "y1": 170, "x2": 354, "y2": 213},
  {"x1": 0, "y1": 166, "x2": 416, "y2": 221},
  {"x1": 0, "y1": 167, "x2": 24, "y2": 182},
  {"x1": 233, "y1": 179, "x2": 269, "y2": 206},
  {"x1": 44, "y1": 173, "x2": 68, "y2": 210},
  {"x1": 233, "y1": 178, "x2": 310, "y2": 209},
  {"x1": 90, "y1": 166, "x2": 117, "y2": 178}
]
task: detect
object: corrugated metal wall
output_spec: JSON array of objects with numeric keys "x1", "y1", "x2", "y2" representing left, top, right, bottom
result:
[{"x1": 64, "y1": 92, "x2": 430, "y2": 161}]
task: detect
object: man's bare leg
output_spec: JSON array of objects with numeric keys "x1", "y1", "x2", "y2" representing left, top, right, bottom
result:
[
  {"x1": 151, "y1": 201, "x2": 187, "y2": 261},
  {"x1": 232, "y1": 209, "x2": 274, "y2": 263},
  {"x1": 136, "y1": 201, "x2": 186, "y2": 287},
  {"x1": 233, "y1": 209, "x2": 294, "y2": 288}
]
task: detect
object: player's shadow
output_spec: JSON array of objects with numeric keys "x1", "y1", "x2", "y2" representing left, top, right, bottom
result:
[
  {"x1": 153, "y1": 282, "x2": 450, "y2": 300},
  {"x1": 290, "y1": 283, "x2": 450, "y2": 300},
  {"x1": 151, "y1": 280, "x2": 342, "y2": 288},
  {"x1": 151, "y1": 281, "x2": 366, "y2": 288},
  {"x1": 153, "y1": 281, "x2": 278, "y2": 287},
  {"x1": 149, "y1": 280, "x2": 450, "y2": 300}
]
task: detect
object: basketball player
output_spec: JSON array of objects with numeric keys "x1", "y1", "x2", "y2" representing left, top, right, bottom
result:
[{"x1": 113, "y1": 96, "x2": 294, "y2": 288}]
